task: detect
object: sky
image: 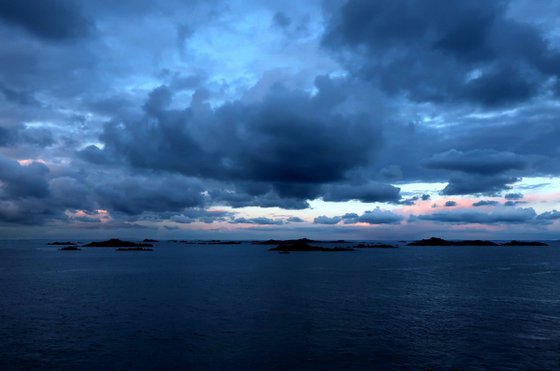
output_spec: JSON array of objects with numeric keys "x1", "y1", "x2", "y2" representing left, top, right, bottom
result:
[{"x1": 1, "y1": 0, "x2": 560, "y2": 240}]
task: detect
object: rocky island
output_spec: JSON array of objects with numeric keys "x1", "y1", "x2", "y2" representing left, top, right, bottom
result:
[
  {"x1": 500, "y1": 240, "x2": 549, "y2": 246},
  {"x1": 269, "y1": 240, "x2": 355, "y2": 252},
  {"x1": 256, "y1": 238, "x2": 318, "y2": 245},
  {"x1": 408, "y1": 237, "x2": 498, "y2": 246},
  {"x1": 407, "y1": 237, "x2": 549, "y2": 247},
  {"x1": 83, "y1": 239, "x2": 154, "y2": 248}
]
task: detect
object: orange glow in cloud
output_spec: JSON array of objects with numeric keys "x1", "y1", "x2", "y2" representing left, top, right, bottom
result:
[
  {"x1": 68, "y1": 209, "x2": 112, "y2": 223},
  {"x1": 353, "y1": 222, "x2": 380, "y2": 227},
  {"x1": 17, "y1": 159, "x2": 48, "y2": 166}
]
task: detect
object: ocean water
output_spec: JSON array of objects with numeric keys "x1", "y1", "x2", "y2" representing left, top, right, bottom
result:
[{"x1": 1, "y1": 240, "x2": 559, "y2": 370}]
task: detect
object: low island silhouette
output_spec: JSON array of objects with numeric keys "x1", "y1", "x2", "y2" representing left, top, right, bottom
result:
[
  {"x1": 268, "y1": 239, "x2": 355, "y2": 252},
  {"x1": 407, "y1": 237, "x2": 549, "y2": 247},
  {"x1": 83, "y1": 238, "x2": 154, "y2": 248},
  {"x1": 54, "y1": 238, "x2": 154, "y2": 252},
  {"x1": 53, "y1": 237, "x2": 550, "y2": 252},
  {"x1": 58, "y1": 246, "x2": 81, "y2": 251}
]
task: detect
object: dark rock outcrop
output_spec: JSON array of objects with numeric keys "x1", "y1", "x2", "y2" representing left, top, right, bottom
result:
[
  {"x1": 407, "y1": 237, "x2": 498, "y2": 246},
  {"x1": 48, "y1": 241, "x2": 76, "y2": 245},
  {"x1": 407, "y1": 237, "x2": 549, "y2": 247},
  {"x1": 256, "y1": 238, "x2": 318, "y2": 245},
  {"x1": 143, "y1": 239, "x2": 159, "y2": 243},
  {"x1": 84, "y1": 239, "x2": 153, "y2": 248},
  {"x1": 501, "y1": 240, "x2": 549, "y2": 246},
  {"x1": 269, "y1": 240, "x2": 354, "y2": 252}
]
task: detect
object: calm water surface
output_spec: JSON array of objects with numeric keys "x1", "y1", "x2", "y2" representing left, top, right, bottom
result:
[{"x1": 1, "y1": 240, "x2": 559, "y2": 370}]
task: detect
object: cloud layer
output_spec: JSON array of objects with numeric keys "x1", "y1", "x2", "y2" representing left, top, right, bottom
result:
[{"x1": 0, "y1": 0, "x2": 559, "y2": 238}]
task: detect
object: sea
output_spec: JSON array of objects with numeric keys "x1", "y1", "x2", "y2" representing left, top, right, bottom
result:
[{"x1": 1, "y1": 239, "x2": 559, "y2": 370}]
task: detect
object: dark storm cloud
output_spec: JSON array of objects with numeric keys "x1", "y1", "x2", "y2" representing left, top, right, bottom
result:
[
  {"x1": 441, "y1": 174, "x2": 519, "y2": 196},
  {"x1": 369, "y1": 102, "x2": 560, "y2": 189},
  {"x1": 422, "y1": 149, "x2": 527, "y2": 195},
  {"x1": 0, "y1": 126, "x2": 12, "y2": 146},
  {"x1": 209, "y1": 187, "x2": 310, "y2": 210},
  {"x1": 418, "y1": 206, "x2": 537, "y2": 224},
  {"x1": 444, "y1": 201, "x2": 457, "y2": 207},
  {"x1": 100, "y1": 84, "x2": 379, "y2": 182},
  {"x1": 77, "y1": 145, "x2": 113, "y2": 165},
  {"x1": 94, "y1": 174, "x2": 205, "y2": 215},
  {"x1": 0, "y1": 0, "x2": 94, "y2": 41},
  {"x1": 424, "y1": 150, "x2": 527, "y2": 175},
  {"x1": 0, "y1": 167, "x2": 219, "y2": 226},
  {"x1": 0, "y1": 125, "x2": 54, "y2": 147},
  {"x1": 142, "y1": 85, "x2": 173, "y2": 117},
  {"x1": 0, "y1": 158, "x2": 74, "y2": 225},
  {"x1": 96, "y1": 82, "x2": 383, "y2": 207},
  {"x1": 0, "y1": 0, "x2": 559, "y2": 235},
  {"x1": 18, "y1": 127, "x2": 54, "y2": 147},
  {"x1": 287, "y1": 216, "x2": 304, "y2": 223},
  {"x1": 460, "y1": 65, "x2": 539, "y2": 106},
  {"x1": 323, "y1": 0, "x2": 560, "y2": 106},
  {"x1": 379, "y1": 165, "x2": 403, "y2": 181},
  {"x1": 0, "y1": 82, "x2": 39, "y2": 106},
  {"x1": 536, "y1": 210, "x2": 560, "y2": 221},
  {"x1": 0, "y1": 155, "x2": 50, "y2": 198},
  {"x1": 0, "y1": 198, "x2": 61, "y2": 225},
  {"x1": 321, "y1": 182, "x2": 401, "y2": 203},
  {"x1": 0, "y1": 171, "x2": 103, "y2": 226},
  {"x1": 48, "y1": 176, "x2": 97, "y2": 211}
]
